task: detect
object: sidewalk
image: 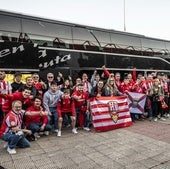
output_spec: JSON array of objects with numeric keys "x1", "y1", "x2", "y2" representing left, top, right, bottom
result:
[{"x1": 0, "y1": 118, "x2": 170, "y2": 169}]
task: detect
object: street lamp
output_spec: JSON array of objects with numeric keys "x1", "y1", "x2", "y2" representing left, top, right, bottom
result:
[{"x1": 124, "y1": 0, "x2": 126, "y2": 31}]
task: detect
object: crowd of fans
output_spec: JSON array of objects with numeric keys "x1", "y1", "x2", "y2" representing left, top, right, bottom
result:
[{"x1": 0, "y1": 66, "x2": 170, "y2": 154}]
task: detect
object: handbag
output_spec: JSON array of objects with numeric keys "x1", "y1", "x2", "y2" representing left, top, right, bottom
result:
[{"x1": 161, "y1": 100, "x2": 168, "y2": 109}]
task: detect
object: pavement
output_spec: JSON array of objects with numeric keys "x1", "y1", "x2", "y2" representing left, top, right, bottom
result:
[{"x1": 0, "y1": 117, "x2": 170, "y2": 169}]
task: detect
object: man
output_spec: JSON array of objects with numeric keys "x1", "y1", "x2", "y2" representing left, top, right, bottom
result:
[
  {"x1": 72, "y1": 83, "x2": 90, "y2": 131},
  {"x1": 11, "y1": 72, "x2": 24, "y2": 93},
  {"x1": 43, "y1": 81, "x2": 63, "y2": 132},
  {"x1": 0, "y1": 87, "x2": 32, "y2": 113},
  {"x1": 0, "y1": 71, "x2": 12, "y2": 126},
  {"x1": 25, "y1": 97, "x2": 51, "y2": 137},
  {"x1": 18, "y1": 76, "x2": 37, "y2": 99},
  {"x1": 57, "y1": 89, "x2": 77, "y2": 136},
  {"x1": 0, "y1": 100, "x2": 48, "y2": 154}
]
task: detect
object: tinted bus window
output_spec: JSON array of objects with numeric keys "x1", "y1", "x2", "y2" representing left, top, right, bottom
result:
[
  {"x1": 106, "y1": 54, "x2": 170, "y2": 70},
  {"x1": 38, "y1": 49, "x2": 104, "y2": 70}
]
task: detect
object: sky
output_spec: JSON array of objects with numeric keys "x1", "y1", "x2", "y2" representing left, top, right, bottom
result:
[{"x1": 1, "y1": 0, "x2": 170, "y2": 41}]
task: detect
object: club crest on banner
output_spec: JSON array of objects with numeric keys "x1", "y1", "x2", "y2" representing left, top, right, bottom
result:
[{"x1": 107, "y1": 101, "x2": 119, "y2": 123}]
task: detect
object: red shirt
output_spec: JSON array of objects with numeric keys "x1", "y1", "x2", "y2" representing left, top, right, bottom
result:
[
  {"x1": 72, "y1": 90, "x2": 89, "y2": 108},
  {"x1": 57, "y1": 97, "x2": 76, "y2": 118},
  {"x1": 119, "y1": 83, "x2": 132, "y2": 94},
  {"x1": 1, "y1": 92, "x2": 32, "y2": 113},
  {"x1": 24, "y1": 106, "x2": 48, "y2": 127}
]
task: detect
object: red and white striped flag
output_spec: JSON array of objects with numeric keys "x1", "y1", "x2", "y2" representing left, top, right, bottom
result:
[{"x1": 90, "y1": 96, "x2": 132, "y2": 132}]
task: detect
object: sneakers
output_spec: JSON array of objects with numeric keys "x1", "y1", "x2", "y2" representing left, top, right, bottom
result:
[
  {"x1": 165, "y1": 113, "x2": 170, "y2": 118},
  {"x1": 3, "y1": 142, "x2": 8, "y2": 149},
  {"x1": 34, "y1": 132, "x2": 40, "y2": 139},
  {"x1": 153, "y1": 117, "x2": 158, "y2": 122},
  {"x1": 66, "y1": 124, "x2": 71, "y2": 128},
  {"x1": 7, "y1": 147, "x2": 16, "y2": 154},
  {"x1": 57, "y1": 131, "x2": 61, "y2": 137},
  {"x1": 54, "y1": 129, "x2": 58, "y2": 133},
  {"x1": 44, "y1": 131, "x2": 49, "y2": 136},
  {"x1": 83, "y1": 127, "x2": 91, "y2": 131},
  {"x1": 72, "y1": 128, "x2": 78, "y2": 134},
  {"x1": 160, "y1": 117, "x2": 166, "y2": 121}
]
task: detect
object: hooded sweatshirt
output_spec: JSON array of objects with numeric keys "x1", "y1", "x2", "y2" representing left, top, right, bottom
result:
[{"x1": 43, "y1": 89, "x2": 63, "y2": 112}]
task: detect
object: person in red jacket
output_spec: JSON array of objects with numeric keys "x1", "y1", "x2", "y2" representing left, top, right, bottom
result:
[
  {"x1": 57, "y1": 89, "x2": 77, "y2": 136},
  {"x1": 119, "y1": 77, "x2": 132, "y2": 94},
  {"x1": 0, "y1": 87, "x2": 32, "y2": 113},
  {"x1": 25, "y1": 97, "x2": 51, "y2": 138},
  {"x1": 0, "y1": 100, "x2": 48, "y2": 154},
  {"x1": 72, "y1": 83, "x2": 90, "y2": 131}
]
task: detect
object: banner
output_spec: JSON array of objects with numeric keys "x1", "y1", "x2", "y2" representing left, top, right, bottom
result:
[
  {"x1": 126, "y1": 91, "x2": 146, "y2": 114},
  {"x1": 90, "y1": 96, "x2": 132, "y2": 132}
]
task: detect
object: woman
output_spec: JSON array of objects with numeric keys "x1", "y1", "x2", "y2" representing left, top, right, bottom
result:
[{"x1": 104, "y1": 78, "x2": 123, "y2": 96}]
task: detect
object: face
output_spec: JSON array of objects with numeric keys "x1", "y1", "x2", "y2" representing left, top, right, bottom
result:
[
  {"x1": 13, "y1": 102, "x2": 22, "y2": 113},
  {"x1": 78, "y1": 85, "x2": 84, "y2": 93},
  {"x1": 109, "y1": 79, "x2": 114, "y2": 85},
  {"x1": 63, "y1": 92, "x2": 70, "y2": 98},
  {"x1": 47, "y1": 73, "x2": 54, "y2": 82},
  {"x1": 124, "y1": 79, "x2": 129, "y2": 85},
  {"x1": 15, "y1": 75, "x2": 22, "y2": 82},
  {"x1": 127, "y1": 74, "x2": 132, "y2": 80},
  {"x1": 34, "y1": 98, "x2": 41, "y2": 108},
  {"x1": 64, "y1": 80, "x2": 70, "y2": 86},
  {"x1": 32, "y1": 75, "x2": 39, "y2": 82},
  {"x1": 50, "y1": 84, "x2": 57, "y2": 92},
  {"x1": 76, "y1": 78, "x2": 82, "y2": 84},
  {"x1": 82, "y1": 74, "x2": 88, "y2": 81},
  {"x1": 115, "y1": 74, "x2": 120, "y2": 80},
  {"x1": 0, "y1": 71, "x2": 5, "y2": 80},
  {"x1": 22, "y1": 89, "x2": 31, "y2": 98},
  {"x1": 26, "y1": 77, "x2": 33, "y2": 86},
  {"x1": 98, "y1": 81, "x2": 104, "y2": 88},
  {"x1": 95, "y1": 75, "x2": 100, "y2": 81}
]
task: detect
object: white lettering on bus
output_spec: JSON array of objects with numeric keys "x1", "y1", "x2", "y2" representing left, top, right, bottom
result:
[
  {"x1": 38, "y1": 49, "x2": 47, "y2": 58},
  {"x1": 39, "y1": 54, "x2": 71, "y2": 68},
  {"x1": 0, "y1": 44, "x2": 24, "y2": 58}
]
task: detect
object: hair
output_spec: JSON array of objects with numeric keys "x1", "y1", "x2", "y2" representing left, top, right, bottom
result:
[
  {"x1": 63, "y1": 89, "x2": 70, "y2": 94},
  {"x1": 50, "y1": 81, "x2": 57, "y2": 86},
  {"x1": 12, "y1": 100, "x2": 22, "y2": 108},
  {"x1": 33, "y1": 96, "x2": 42, "y2": 102}
]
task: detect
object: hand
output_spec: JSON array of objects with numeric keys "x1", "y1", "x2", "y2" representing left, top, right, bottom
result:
[
  {"x1": 40, "y1": 111, "x2": 49, "y2": 116},
  {"x1": 68, "y1": 75, "x2": 72, "y2": 81},
  {"x1": 23, "y1": 129, "x2": 32, "y2": 135},
  {"x1": 102, "y1": 65, "x2": 106, "y2": 69},
  {"x1": 40, "y1": 125, "x2": 45, "y2": 131}
]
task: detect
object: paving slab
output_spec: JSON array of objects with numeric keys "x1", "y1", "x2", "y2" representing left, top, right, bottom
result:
[{"x1": 0, "y1": 118, "x2": 170, "y2": 169}]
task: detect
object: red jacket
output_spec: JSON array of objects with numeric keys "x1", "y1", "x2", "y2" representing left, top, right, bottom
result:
[
  {"x1": 24, "y1": 106, "x2": 48, "y2": 127},
  {"x1": 72, "y1": 90, "x2": 89, "y2": 108},
  {"x1": 57, "y1": 97, "x2": 76, "y2": 118},
  {"x1": 1, "y1": 92, "x2": 32, "y2": 113},
  {"x1": 0, "y1": 109, "x2": 25, "y2": 138},
  {"x1": 119, "y1": 83, "x2": 132, "y2": 94}
]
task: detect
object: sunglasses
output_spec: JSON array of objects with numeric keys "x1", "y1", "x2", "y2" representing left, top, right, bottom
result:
[{"x1": 48, "y1": 76, "x2": 54, "y2": 78}]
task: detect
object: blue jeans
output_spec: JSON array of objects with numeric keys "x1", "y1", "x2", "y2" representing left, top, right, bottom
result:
[
  {"x1": 75, "y1": 108, "x2": 90, "y2": 127},
  {"x1": 49, "y1": 107, "x2": 58, "y2": 130},
  {"x1": 2, "y1": 132, "x2": 30, "y2": 149},
  {"x1": 27, "y1": 122, "x2": 52, "y2": 134},
  {"x1": 84, "y1": 112, "x2": 90, "y2": 127}
]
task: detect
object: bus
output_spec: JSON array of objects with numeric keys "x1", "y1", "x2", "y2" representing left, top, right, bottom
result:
[{"x1": 0, "y1": 10, "x2": 170, "y2": 79}]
